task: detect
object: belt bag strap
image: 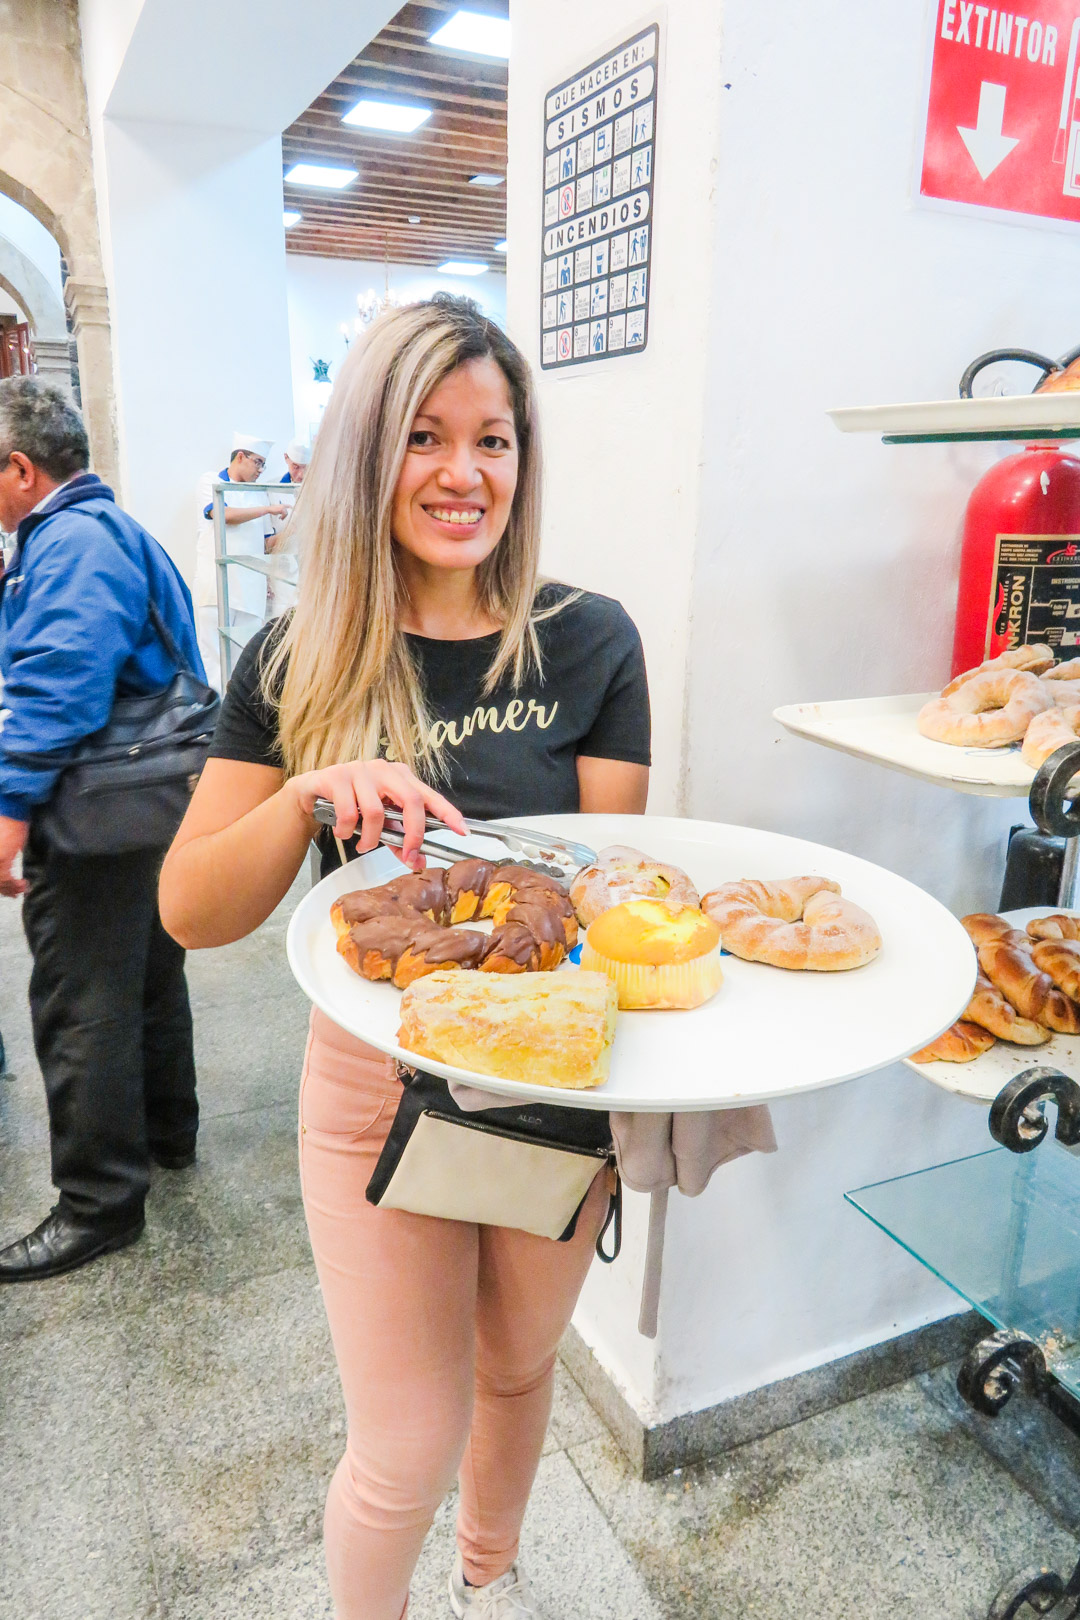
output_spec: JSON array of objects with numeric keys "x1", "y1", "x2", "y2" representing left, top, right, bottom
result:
[{"x1": 366, "y1": 1068, "x2": 621, "y2": 1257}]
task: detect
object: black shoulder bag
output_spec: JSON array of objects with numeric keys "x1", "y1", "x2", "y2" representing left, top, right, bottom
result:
[{"x1": 28, "y1": 600, "x2": 221, "y2": 856}]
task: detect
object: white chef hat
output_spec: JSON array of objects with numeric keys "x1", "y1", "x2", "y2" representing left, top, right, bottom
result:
[
  {"x1": 284, "y1": 439, "x2": 311, "y2": 464},
  {"x1": 231, "y1": 432, "x2": 274, "y2": 459}
]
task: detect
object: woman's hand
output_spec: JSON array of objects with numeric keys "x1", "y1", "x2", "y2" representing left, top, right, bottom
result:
[{"x1": 288, "y1": 759, "x2": 466, "y2": 869}]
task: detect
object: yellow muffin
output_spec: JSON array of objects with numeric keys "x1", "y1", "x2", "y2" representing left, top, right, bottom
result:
[{"x1": 580, "y1": 899, "x2": 724, "y2": 1009}]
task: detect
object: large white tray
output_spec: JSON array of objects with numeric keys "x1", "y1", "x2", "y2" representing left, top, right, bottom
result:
[
  {"x1": 905, "y1": 906, "x2": 1080, "y2": 1105},
  {"x1": 774, "y1": 694, "x2": 1035, "y2": 798},
  {"x1": 829, "y1": 394, "x2": 1080, "y2": 441},
  {"x1": 286, "y1": 814, "x2": 976, "y2": 1112}
]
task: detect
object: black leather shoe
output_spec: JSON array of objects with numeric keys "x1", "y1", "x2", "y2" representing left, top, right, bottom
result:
[
  {"x1": 150, "y1": 1144, "x2": 196, "y2": 1170},
  {"x1": 0, "y1": 1208, "x2": 144, "y2": 1282}
]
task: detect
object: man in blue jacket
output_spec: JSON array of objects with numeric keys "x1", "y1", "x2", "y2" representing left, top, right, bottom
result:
[{"x1": 0, "y1": 377, "x2": 205, "y2": 1280}]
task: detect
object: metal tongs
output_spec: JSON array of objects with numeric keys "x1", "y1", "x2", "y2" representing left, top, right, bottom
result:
[{"x1": 311, "y1": 797, "x2": 596, "y2": 878}]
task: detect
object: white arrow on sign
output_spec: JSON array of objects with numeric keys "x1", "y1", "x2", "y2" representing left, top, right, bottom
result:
[{"x1": 958, "y1": 82, "x2": 1020, "y2": 180}]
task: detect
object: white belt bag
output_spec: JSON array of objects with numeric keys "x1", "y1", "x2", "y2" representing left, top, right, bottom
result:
[{"x1": 366, "y1": 1068, "x2": 622, "y2": 1255}]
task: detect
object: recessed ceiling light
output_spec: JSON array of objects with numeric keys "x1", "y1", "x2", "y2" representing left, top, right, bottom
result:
[
  {"x1": 283, "y1": 210, "x2": 302, "y2": 227},
  {"x1": 284, "y1": 162, "x2": 358, "y2": 188},
  {"x1": 408, "y1": 215, "x2": 421, "y2": 224},
  {"x1": 342, "y1": 99, "x2": 432, "y2": 133},
  {"x1": 429, "y1": 10, "x2": 511, "y2": 59},
  {"x1": 494, "y1": 239, "x2": 508, "y2": 252},
  {"x1": 468, "y1": 173, "x2": 504, "y2": 187},
  {"x1": 438, "y1": 260, "x2": 490, "y2": 276}
]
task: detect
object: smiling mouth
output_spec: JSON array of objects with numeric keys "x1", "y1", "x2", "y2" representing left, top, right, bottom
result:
[{"x1": 425, "y1": 506, "x2": 484, "y2": 527}]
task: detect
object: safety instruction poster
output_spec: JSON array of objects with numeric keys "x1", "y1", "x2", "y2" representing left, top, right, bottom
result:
[{"x1": 540, "y1": 23, "x2": 659, "y2": 369}]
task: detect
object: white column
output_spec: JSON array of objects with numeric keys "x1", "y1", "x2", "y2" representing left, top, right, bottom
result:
[
  {"x1": 507, "y1": 0, "x2": 1071, "y2": 1432},
  {"x1": 78, "y1": 0, "x2": 398, "y2": 578}
]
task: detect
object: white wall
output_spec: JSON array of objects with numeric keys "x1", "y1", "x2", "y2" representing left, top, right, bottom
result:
[
  {"x1": 506, "y1": 0, "x2": 1068, "y2": 1427},
  {"x1": 286, "y1": 253, "x2": 508, "y2": 444}
]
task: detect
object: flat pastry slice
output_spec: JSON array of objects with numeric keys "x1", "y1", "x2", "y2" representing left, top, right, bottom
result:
[
  {"x1": 398, "y1": 969, "x2": 618, "y2": 1090},
  {"x1": 911, "y1": 1020, "x2": 996, "y2": 1064}
]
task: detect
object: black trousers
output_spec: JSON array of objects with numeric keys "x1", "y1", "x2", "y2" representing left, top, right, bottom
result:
[{"x1": 21, "y1": 830, "x2": 198, "y2": 1229}]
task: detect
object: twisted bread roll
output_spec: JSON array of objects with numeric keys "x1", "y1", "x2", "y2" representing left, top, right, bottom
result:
[
  {"x1": 912, "y1": 1020, "x2": 996, "y2": 1063},
  {"x1": 1043, "y1": 657, "x2": 1080, "y2": 681},
  {"x1": 918, "y1": 669, "x2": 1051, "y2": 748},
  {"x1": 977, "y1": 937, "x2": 1080, "y2": 1033},
  {"x1": 701, "y1": 876, "x2": 881, "y2": 971},
  {"x1": 1031, "y1": 938, "x2": 1080, "y2": 1002},
  {"x1": 963, "y1": 971, "x2": 1049, "y2": 1045},
  {"x1": 1027, "y1": 913, "x2": 1080, "y2": 941},
  {"x1": 1021, "y1": 705, "x2": 1080, "y2": 768},
  {"x1": 961, "y1": 913, "x2": 1019, "y2": 947},
  {"x1": 570, "y1": 845, "x2": 700, "y2": 927},
  {"x1": 942, "y1": 645, "x2": 1054, "y2": 696},
  {"x1": 1045, "y1": 679, "x2": 1080, "y2": 708}
]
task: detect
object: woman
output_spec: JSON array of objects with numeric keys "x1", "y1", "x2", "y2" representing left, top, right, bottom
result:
[{"x1": 159, "y1": 296, "x2": 650, "y2": 1620}]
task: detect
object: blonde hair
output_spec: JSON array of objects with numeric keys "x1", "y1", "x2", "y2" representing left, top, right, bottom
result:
[{"x1": 263, "y1": 297, "x2": 548, "y2": 779}]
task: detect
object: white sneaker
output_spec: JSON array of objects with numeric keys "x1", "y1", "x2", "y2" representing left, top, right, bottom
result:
[{"x1": 448, "y1": 1550, "x2": 543, "y2": 1618}]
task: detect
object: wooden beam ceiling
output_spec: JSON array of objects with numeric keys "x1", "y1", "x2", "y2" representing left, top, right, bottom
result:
[{"x1": 282, "y1": 1, "x2": 508, "y2": 268}]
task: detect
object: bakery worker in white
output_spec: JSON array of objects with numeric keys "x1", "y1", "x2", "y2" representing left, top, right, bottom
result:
[
  {"x1": 195, "y1": 433, "x2": 286, "y2": 689},
  {"x1": 266, "y1": 438, "x2": 310, "y2": 615}
]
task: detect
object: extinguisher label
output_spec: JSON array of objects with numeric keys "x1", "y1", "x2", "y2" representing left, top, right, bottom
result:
[{"x1": 987, "y1": 535, "x2": 1080, "y2": 657}]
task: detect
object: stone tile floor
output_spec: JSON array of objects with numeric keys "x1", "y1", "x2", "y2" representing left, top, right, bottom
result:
[{"x1": 1, "y1": 877, "x2": 1076, "y2": 1619}]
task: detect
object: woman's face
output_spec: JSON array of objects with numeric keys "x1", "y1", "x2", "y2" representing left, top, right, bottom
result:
[{"x1": 391, "y1": 357, "x2": 519, "y2": 572}]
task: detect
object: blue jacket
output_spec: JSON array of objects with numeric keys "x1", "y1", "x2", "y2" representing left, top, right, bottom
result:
[{"x1": 0, "y1": 474, "x2": 205, "y2": 820}]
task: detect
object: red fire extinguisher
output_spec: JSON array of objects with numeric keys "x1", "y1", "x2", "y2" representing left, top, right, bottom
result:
[{"x1": 951, "y1": 345, "x2": 1080, "y2": 678}]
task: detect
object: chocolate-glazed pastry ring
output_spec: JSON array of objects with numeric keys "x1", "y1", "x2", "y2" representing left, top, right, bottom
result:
[{"x1": 329, "y1": 859, "x2": 578, "y2": 990}]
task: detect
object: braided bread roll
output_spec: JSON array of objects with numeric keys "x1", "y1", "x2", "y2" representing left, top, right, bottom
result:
[
  {"x1": 1031, "y1": 938, "x2": 1080, "y2": 1002},
  {"x1": 912, "y1": 1020, "x2": 996, "y2": 1064},
  {"x1": 942, "y1": 645, "x2": 1054, "y2": 696},
  {"x1": 1021, "y1": 705, "x2": 1080, "y2": 768},
  {"x1": 961, "y1": 913, "x2": 1019, "y2": 947},
  {"x1": 1027, "y1": 913, "x2": 1080, "y2": 941},
  {"x1": 977, "y1": 937, "x2": 1080, "y2": 1033},
  {"x1": 701, "y1": 876, "x2": 881, "y2": 971},
  {"x1": 1043, "y1": 657, "x2": 1080, "y2": 680},
  {"x1": 963, "y1": 971, "x2": 1049, "y2": 1045}
]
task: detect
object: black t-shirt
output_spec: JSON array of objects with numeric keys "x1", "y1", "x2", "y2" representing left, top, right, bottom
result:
[{"x1": 208, "y1": 586, "x2": 650, "y2": 860}]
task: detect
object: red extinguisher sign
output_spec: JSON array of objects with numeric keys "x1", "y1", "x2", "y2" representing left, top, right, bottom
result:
[{"x1": 921, "y1": 0, "x2": 1080, "y2": 228}]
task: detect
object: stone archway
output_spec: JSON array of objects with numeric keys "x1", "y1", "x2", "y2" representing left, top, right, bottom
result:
[{"x1": 0, "y1": 1, "x2": 117, "y2": 484}]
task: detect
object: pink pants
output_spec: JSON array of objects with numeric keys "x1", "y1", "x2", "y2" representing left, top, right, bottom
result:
[{"x1": 298, "y1": 1009, "x2": 608, "y2": 1620}]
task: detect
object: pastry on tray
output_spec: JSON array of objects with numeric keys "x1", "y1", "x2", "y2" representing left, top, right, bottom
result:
[
  {"x1": 397, "y1": 969, "x2": 618, "y2": 1090},
  {"x1": 331, "y1": 859, "x2": 577, "y2": 989},
  {"x1": 580, "y1": 898, "x2": 723, "y2": 1009},
  {"x1": 911, "y1": 1021, "x2": 996, "y2": 1064},
  {"x1": 701, "y1": 877, "x2": 881, "y2": 970},
  {"x1": 570, "y1": 845, "x2": 699, "y2": 926}
]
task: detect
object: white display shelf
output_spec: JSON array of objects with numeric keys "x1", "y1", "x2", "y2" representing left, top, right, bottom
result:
[
  {"x1": 905, "y1": 907, "x2": 1080, "y2": 1104},
  {"x1": 773, "y1": 693, "x2": 1039, "y2": 798},
  {"x1": 828, "y1": 393, "x2": 1080, "y2": 444}
]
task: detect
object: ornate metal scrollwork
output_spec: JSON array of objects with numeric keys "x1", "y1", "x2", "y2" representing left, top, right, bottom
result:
[
  {"x1": 989, "y1": 1068, "x2": 1080, "y2": 1153},
  {"x1": 1030, "y1": 742, "x2": 1080, "y2": 839},
  {"x1": 988, "y1": 1561, "x2": 1080, "y2": 1619},
  {"x1": 957, "y1": 1330, "x2": 1047, "y2": 1416}
]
